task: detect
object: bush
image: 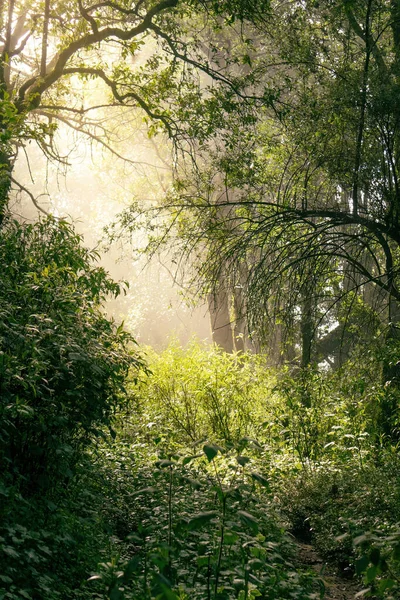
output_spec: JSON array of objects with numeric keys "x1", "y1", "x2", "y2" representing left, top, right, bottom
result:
[
  {"x1": 0, "y1": 217, "x2": 143, "y2": 492},
  {"x1": 125, "y1": 340, "x2": 274, "y2": 446},
  {"x1": 0, "y1": 217, "x2": 145, "y2": 599}
]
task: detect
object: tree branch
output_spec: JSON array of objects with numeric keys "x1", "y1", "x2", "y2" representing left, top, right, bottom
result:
[
  {"x1": 16, "y1": 0, "x2": 179, "y2": 108},
  {"x1": 10, "y1": 175, "x2": 51, "y2": 216},
  {"x1": 41, "y1": 0, "x2": 50, "y2": 76},
  {"x1": 55, "y1": 66, "x2": 177, "y2": 137}
]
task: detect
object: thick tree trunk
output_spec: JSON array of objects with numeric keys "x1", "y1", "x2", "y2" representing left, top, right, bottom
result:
[{"x1": 208, "y1": 285, "x2": 234, "y2": 353}]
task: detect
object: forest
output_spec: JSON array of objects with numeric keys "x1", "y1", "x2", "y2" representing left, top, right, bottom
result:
[{"x1": 1, "y1": 0, "x2": 400, "y2": 598}]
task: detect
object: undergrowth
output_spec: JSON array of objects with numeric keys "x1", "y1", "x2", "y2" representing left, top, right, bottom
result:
[
  {"x1": 3, "y1": 336, "x2": 400, "y2": 599},
  {"x1": 93, "y1": 340, "x2": 400, "y2": 600}
]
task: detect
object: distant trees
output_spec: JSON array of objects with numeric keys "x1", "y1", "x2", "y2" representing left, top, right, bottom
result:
[
  {"x1": 3, "y1": 0, "x2": 399, "y2": 373},
  {"x1": 122, "y1": 0, "x2": 400, "y2": 369}
]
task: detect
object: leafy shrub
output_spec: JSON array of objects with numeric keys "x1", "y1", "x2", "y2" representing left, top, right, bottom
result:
[
  {"x1": 0, "y1": 217, "x2": 143, "y2": 492},
  {"x1": 126, "y1": 340, "x2": 273, "y2": 446},
  {"x1": 0, "y1": 217, "x2": 145, "y2": 599},
  {"x1": 90, "y1": 438, "x2": 320, "y2": 600},
  {"x1": 271, "y1": 366, "x2": 376, "y2": 468}
]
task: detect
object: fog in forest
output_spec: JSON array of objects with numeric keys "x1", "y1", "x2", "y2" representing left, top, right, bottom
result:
[{"x1": 11, "y1": 107, "x2": 211, "y2": 348}]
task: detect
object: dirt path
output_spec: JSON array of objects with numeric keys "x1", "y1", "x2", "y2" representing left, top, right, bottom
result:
[{"x1": 296, "y1": 542, "x2": 365, "y2": 600}]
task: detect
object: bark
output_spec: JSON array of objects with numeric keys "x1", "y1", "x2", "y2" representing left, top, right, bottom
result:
[
  {"x1": 208, "y1": 285, "x2": 234, "y2": 353},
  {"x1": 351, "y1": 0, "x2": 372, "y2": 217},
  {"x1": 300, "y1": 281, "x2": 314, "y2": 368},
  {"x1": 380, "y1": 250, "x2": 400, "y2": 441},
  {"x1": 232, "y1": 261, "x2": 251, "y2": 353},
  {"x1": 0, "y1": 150, "x2": 11, "y2": 225},
  {"x1": 232, "y1": 286, "x2": 246, "y2": 353}
]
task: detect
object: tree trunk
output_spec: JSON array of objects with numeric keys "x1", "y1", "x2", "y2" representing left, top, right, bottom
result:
[
  {"x1": 300, "y1": 286, "x2": 314, "y2": 368},
  {"x1": 208, "y1": 284, "x2": 234, "y2": 353},
  {"x1": 232, "y1": 262, "x2": 250, "y2": 353},
  {"x1": 379, "y1": 292, "x2": 400, "y2": 437},
  {"x1": 0, "y1": 150, "x2": 11, "y2": 225}
]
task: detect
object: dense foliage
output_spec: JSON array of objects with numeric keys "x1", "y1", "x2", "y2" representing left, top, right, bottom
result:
[
  {"x1": 1, "y1": 1, "x2": 400, "y2": 599},
  {"x1": 108, "y1": 0, "x2": 400, "y2": 376},
  {"x1": 0, "y1": 217, "x2": 144, "y2": 599},
  {"x1": 85, "y1": 341, "x2": 400, "y2": 599}
]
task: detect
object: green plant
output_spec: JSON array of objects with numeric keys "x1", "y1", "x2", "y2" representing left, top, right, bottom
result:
[
  {"x1": 0, "y1": 217, "x2": 143, "y2": 492},
  {"x1": 0, "y1": 216, "x2": 145, "y2": 599},
  {"x1": 127, "y1": 341, "x2": 273, "y2": 446},
  {"x1": 352, "y1": 526, "x2": 400, "y2": 598},
  {"x1": 91, "y1": 433, "x2": 321, "y2": 600}
]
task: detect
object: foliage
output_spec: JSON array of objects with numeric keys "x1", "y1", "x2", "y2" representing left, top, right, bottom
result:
[
  {"x1": 89, "y1": 434, "x2": 320, "y2": 600},
  {"x1": 0, "y1": 458, "x2": 113, "y2": 600},
  {"x1": 126, "y1": 340, "x2": 273, "y2": 445},
  {"x1": 4, "y1": 1, "x2": 400, "y2": 598},
  {"x1": 85, "y1": 340, "x2": 400, "y2": 599},
  {"x1": 124, "y1": 341, "x2": 400, "y2": 597},
  {"x1": 0, "y1": 216, "x2": 144, "y2": 599},
  {"x1": 2, "y1": 329, "x2": 400, "y2": 598},
  {"x1": 0, "y1": 216, "x2": 142, "y2": 492},
  {"x1": 0, "y1": 0, "x2": 267, "y2": 218},
  {"x1": 110, "y1": 0, "x2": 400, "y2": 372}
]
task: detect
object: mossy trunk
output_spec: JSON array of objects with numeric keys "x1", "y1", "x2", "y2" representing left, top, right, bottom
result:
[{"x1": 0, "y1": 149, "x2": 11, "y2": 226}]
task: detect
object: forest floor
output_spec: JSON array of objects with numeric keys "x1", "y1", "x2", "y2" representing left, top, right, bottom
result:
[{"x1": 295, "y1": 541, "x2": 367, "y2": 600}]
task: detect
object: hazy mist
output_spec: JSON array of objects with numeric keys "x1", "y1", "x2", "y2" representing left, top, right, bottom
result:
[{"x1": 11, "y1": 100, "x2": 211, "y2": 349}]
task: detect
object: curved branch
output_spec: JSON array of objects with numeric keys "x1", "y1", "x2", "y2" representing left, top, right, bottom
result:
[
  {"x1": 37, "y1": 109, "x2": 145, "y2": 166},
  {"x1": 16, "y1": 0, "x2": 179, "y2": 108},
  {"x1": 78, "y1": 0, "x2": 98, "y2": 34},
  {"x1": 55, "y1": 66, "x2": 177, "y2": 137},
  {"x1": 344, "y1": 3, "x2": 387, "y2": 74},
  {"x1": 37, "y1": 102, "x2": 122, "y2": 114},
  {"x1": 10, "y1": 176, "x2": 51, "y2": 216}
]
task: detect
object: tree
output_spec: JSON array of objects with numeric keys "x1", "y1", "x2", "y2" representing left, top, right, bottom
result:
[
  {"x1": 111, "y1": 0, "x2": 400, "y2": 376},
  {"x1": 0, "y1": 0, "x2": 270, "y2": 224}
]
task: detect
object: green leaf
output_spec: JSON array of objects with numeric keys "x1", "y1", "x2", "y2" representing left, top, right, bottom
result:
[
  {"x1": 355, "y1": 555, "x2": 370, "y2": 575},
  {"x1": 132, "y1": 487, "x2": 157, "y2": 495},
  {"x1": 182, "y1": 454, "x2": 202, "y2": 465},
  {"x1": 110, "y1": 587, "x2": 123, "y2": 600},
  {"x1": 240, "y1": 437, "x2": 263, "y2": 449},
  {"x1": 250, "y1": 472, "x2": 270, "y2": 489},
  {"x1": 153, "y1": 573, "x2": 179, "y2": 600},
  {"x1": 354, "y1": 534, "x2": 369, "y2": 546},
  {"x1": 223, "y1": 532, "x2": 239, "y2": 545},
  {"x1": 124, "y1": 557, "x2": 141, "y2": 580},
  {"x1": 238, "y1": 510, "x2": 259, "y2": 534},
  {"x1": 236, "y1": 455, "x2": 250, "y2": 466},
  {"x1": 3, "y1": 546, "x2": 19, "y2": 558},
  {"x1": 187, "y1": 511, "x2": 218, "y2": 531},
  {"x1": 369, "y1": 548, "x2": 380, "y2": 566},
  {"x1": 155, "y1": 459, "x2": 175, "y2": 468},
  {"x1": 392, "y1": 544, "x2": 400, "y2": 561},
  {"x1": 203, "y1": 443, "x2": 219, "y2": 462},
  {"x1": 378, "y1": 579, "x2": 395, "y2": 594},
  {"x1": 366, "y1": 565, "x2": 377, "y2": 583},
  {"x1": 185, "y1": 477, "x2": 203, "y2": 489}
]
